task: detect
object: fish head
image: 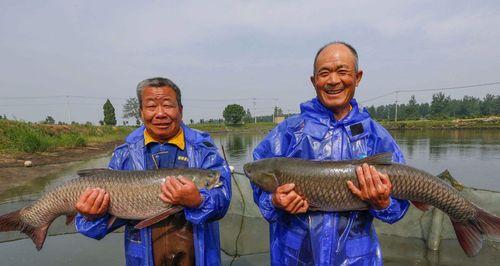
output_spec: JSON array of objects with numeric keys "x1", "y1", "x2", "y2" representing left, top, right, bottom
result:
[
  {"x1": 203, "y1": 170, "x2": 221, "y2": 189},
  {"x1": 243, "y1": 159, "x2": 279, "y2": 192}
]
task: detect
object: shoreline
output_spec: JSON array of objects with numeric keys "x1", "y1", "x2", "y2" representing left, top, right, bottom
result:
[{"x1": 0, "y1": 141, "x2": 119, "y2": 199}]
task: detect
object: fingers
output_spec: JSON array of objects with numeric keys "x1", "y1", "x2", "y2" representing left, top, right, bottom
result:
[
  {"x1": 285, "y1": 195, "x2": 303, "y2": 212},
  {"x1": 347, "y1": 180, "x2": 362, "y2": 198},
  {"x1": 355, "y1": 166, "x2": 367, "y2": 192},
  {"x1": 76, "y1": 188, "x2": 108, "y2": 217},
  {"x1": 277, "y1": 183, "x2": 295, "y2": 194},
  {"x1": 361, "y1": 163, "x2": 374, "y2": 192},
  {"x1": 295, "y1": 200, "x2": 309, "y2": 214},
  {"x1": 370, "y1": 165, "x2": 384, "y2": 192},
  {"x1": 96, "y1": 192, "x2": 110, "y2": 214},
  {"x1": 168, "y1": 176, "x2": 182, "y2": 191}
]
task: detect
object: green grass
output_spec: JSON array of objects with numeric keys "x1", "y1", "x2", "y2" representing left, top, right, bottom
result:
[
  {"x1": 0, "y1": 120, "x2": 134, "y2": 154},
  {"x1": 191, "y1": 122, "x2": 275, "y2": 133},
  {"x1": 380, "y1": 116, "x2": 500, "y2": 130}
]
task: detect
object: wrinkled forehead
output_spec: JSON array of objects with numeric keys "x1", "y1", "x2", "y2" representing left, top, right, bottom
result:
[
  {"x1": 314, "y1": 44, "x2": 357, "y2": 71},
  {"x1": 142, "y1": 86, "x2": 177, "y2": 101}
]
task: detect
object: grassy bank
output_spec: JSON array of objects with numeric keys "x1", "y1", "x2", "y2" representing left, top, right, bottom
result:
[
  {"x1": 0, "y1": 120, "x2": 134, "y2": 154},
  {"x1": 380, "y1": 116, "x2": 500, "y2": 130},
  {"x1": 191, "y1": 122, "x2": 276, "y2": 133},
  {"x1": 191, "y1": 116, "x2": 500, "y2": 133}
]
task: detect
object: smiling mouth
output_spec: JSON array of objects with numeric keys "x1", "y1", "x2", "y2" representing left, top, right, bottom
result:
[
  {"x1": 153, "y1": 124, "x2": 171, "y2": 128},
  {"x1": 324, "y1": 88, "x2": 344, "y2": 95}
]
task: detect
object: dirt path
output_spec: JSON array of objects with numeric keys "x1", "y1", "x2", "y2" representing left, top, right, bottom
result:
[{"x1": 0, "y1": 141, "x2": 121, "y2": 197}]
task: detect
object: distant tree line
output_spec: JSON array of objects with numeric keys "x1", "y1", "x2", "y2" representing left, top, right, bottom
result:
[{"x1": 367, "y1": 93, "x2": 500, "y2": 121}]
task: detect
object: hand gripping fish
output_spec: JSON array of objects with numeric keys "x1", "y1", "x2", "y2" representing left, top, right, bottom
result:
[
  {"x1": 0, "y1": 168, "x2": 221, "y2": 250},
  {"x1": 244, "y1": 153, "x2": 500, "y2": 257}
]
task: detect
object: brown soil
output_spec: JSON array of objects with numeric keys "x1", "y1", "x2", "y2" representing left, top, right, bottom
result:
[{"x1": 0, "y1": 141, "x2": 121, "y2": 196}]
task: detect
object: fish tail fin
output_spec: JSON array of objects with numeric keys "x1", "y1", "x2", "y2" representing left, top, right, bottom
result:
[
  {"x1": 451, "y1": 208, "x2": 500, "y2": 257},
  {"x1": 0, "y1": 210, "x2": 49, "y2": 250},
  {"x1": 474, "y1": 208, "x2": 500, "y2": 241},
  {"x1": 451, "y1": 220, "x2": 483, "y2": 257}
]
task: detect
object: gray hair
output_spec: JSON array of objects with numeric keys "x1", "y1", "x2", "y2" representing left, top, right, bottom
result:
[
  {"x1": 313, "y1": 41, "x2": 359, "y2": 75},
  {"x1": 136, "y1": 77, "x2": 182, "y2": 109}
]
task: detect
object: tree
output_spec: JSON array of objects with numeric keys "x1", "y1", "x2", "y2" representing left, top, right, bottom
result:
[
  {"x1": 223, "y1": 104, "x2": 246, "y2": 124},
  {"x1": 244, "y1": 108, "x2": 253, "y2": 123},
  {"x1": 273, "y1": 106, "x2": 283, "y2": 117},
  {"x1": 43, "y1": 116, "x2": 55, "y2": 124},
  {"x1": 103, "y1": 99, "x2": 117, "y2": 125},
  {"x1": 189, "y1": 119, "x2": 194, "y2": 124},
  {"x1": 404, "y1": 95, "x2": 420, "y2": 120},
  {"x1": 123, "y1": 97, "x2": 141, "y2": 126}
]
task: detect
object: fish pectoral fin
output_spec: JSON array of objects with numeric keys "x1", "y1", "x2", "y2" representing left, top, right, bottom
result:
[
  {"x1": 356, "y1": 152, "x2": 393, "y2": 165},
  {"x1": 106, "y1": 215, "x2": 118, "y2": 229},
  {"x1": 411, "y1": 201, "x2": 433, "y2": 212},
  {"x1": 307, "y1": 202, "x2": 321, "y2": 212},
  {"x1": 134, "y1": 206, "x2": 184, "y2": 230},
  {"x1": 77, "y1": 168, "x2": 112, "y2": 177},
  {"x1": 65, "y1": 213, "x2": 77, "y2": 225}
]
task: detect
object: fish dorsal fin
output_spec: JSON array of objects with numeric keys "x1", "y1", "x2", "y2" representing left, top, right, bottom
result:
[
  {"x1": 77, "y1": 168, "x2": 112, "y2": 177},
  {"x1": 356, "y1": 152, "x2": 393, "y2": 165}
]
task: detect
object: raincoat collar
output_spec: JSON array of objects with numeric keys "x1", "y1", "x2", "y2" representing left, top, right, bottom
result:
[{"x1": 300, "y1": 97, "x2": 370, "y2": 126}]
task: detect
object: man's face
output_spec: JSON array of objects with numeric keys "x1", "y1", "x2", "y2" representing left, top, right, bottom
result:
[
  {"x1": 310, "y1": 44, "x2": 363, "y2": 115},
  {"x1": 140, "y1": 86, "x2": 182, "y2": 142}
]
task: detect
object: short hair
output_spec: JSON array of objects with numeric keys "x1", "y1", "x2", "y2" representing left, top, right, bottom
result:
[
  {"x1": 313, "y1": 41, "x2": 359, "y2": 75},
  {"x1": 136, "y1": 77, "x2": 182, "y2": 109}
]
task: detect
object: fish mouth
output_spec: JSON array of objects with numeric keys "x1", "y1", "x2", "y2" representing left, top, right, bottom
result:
[{"x1": 243, "y1": 163, "x2": 250, "y2": 177}]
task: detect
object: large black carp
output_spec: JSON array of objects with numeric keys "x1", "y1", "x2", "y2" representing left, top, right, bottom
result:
[
  {"x1": 244, "y1": 153, "x2": 500, "y2": 257},
  {"x1": 0, "y1": 168, "x2": 221, "y2": 250}
]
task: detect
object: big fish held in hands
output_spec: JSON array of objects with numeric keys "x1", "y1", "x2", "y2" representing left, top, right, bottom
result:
[
  {"x1": 244, "y1": 153, "x2": 500, "y2": 257},
  {"x1": 0, "y1": 168, "x2": 221, "y2": 250}
]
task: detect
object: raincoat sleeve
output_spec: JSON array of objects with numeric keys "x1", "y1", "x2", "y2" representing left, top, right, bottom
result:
[
  {"x1": 369, "y1": 133, "x2": 410, "y2": 224},
  {"x1": 184, "y1": 144, "x2": 232, "y2": 225},
  {"x1": 75, "y1": 146, "x2": 129, "y2": 239},
  {"x1": 250, "y1": 122, "x2": 290, "y2": 223}
]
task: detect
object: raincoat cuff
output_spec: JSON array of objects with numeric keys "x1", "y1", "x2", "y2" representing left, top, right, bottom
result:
[
  {"x1": 184, "y1": 189, "x2": 214, "y2": 225},
  {"x1": 260, "y1": 193, "x2": 282, "y2": 222},
  {"x1": 369, "y1": 197, "x2": 409, "y2": 224},
  {"x1": 75, "y1": 213, "x2": 110, "y2": 239},
  {"x1": 369, "y1": 197, "x2": 394, "y2": 215}
]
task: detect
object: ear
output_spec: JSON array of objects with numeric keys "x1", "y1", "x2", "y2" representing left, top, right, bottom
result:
[
  {"x1": 355, "y1": 70, "x2": 363, "y2": 87},
  {"x1": 310, "y1": 75, "x2": 316, "y2": 88}
]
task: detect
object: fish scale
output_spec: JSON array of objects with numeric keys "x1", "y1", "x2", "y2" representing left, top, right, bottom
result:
[
  {"x1": 244, "y1": 153, "x2": 500, "y2": 257},
  {"x1": 0, "y1": 168, "x2": 220, "y2": 250}
]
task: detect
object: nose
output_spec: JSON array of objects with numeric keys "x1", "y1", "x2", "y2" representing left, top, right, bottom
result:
[
  {"x1": 155, "y1": 105, "x2": 168, "y2": 119},
  {"x1": 326, "y1": 72, "x2": 341, "y2": 85}
]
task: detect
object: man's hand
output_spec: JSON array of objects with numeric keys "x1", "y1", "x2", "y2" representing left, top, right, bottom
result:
[
  {"x1": 75, "y1": 188, "x2": 110, "y2": 220},
  {"x1": 347, "y1": 163, "x2": 392, "y2": 210},
  {"x1": 271, "y1": 183, "x2": 309, "y2": 214},
  {"x1": 160, "y1": 176, "x2": 203, "y2": 208}
]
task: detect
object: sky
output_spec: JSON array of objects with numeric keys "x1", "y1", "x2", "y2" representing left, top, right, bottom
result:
[{"x1": 1, "y1": 0, "x2": 499, "y2": 124}]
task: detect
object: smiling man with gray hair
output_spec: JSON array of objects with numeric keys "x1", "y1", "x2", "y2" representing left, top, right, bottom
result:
[
  {"x1": 74, "y1": 77, "x2": 232, "y2": 266},
  {"x1": 250, "y1": 42, "x2": 409, "y2": 265}
]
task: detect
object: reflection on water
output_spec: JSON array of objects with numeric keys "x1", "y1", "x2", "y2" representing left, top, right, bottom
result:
[
  {"x1": 0, "y1": 129, "x2": 499, "y2": 265},
  {"x1": 392, "y1": 129, "x2": 500, "y2": 191}
]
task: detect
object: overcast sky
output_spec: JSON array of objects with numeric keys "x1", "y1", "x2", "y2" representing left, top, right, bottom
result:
[{"x1": 1, "y1": 0, "x2": 499, "y2": 124}]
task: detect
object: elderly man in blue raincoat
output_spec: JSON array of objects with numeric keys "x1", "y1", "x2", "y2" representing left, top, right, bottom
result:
[
  {"x1": 251, "y1": 42, "x2": 410, "y2": 265},
  {"x1": 74, "y1": 77, "x2": 231, "y2": 266}
]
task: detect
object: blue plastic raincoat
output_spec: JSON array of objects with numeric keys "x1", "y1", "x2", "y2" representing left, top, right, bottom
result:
[
  {"x1": 75, "y1": 124, "x2": 231, "y2": 266},
  {"x1": 252, "y1": 98, "x2": 410, "y2": 266}
]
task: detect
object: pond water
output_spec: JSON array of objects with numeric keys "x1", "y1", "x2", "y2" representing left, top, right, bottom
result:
[{"x1": 0, "y1": 129, "x2": 499, "y2": 265}]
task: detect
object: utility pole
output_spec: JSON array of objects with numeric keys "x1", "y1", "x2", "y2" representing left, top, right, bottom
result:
[
  {"x1": 65, "y1": 95, "x2": 71, "y2": 123},
  {"x1": 253, "y1": 98, "x2": 257, "y2": 123},
  {"x1": 272, "y1": 98, "x2": 278, "y2": 123},
  {"x1": 394, "y1": 91, "x2": 399, "y2": 122}
]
